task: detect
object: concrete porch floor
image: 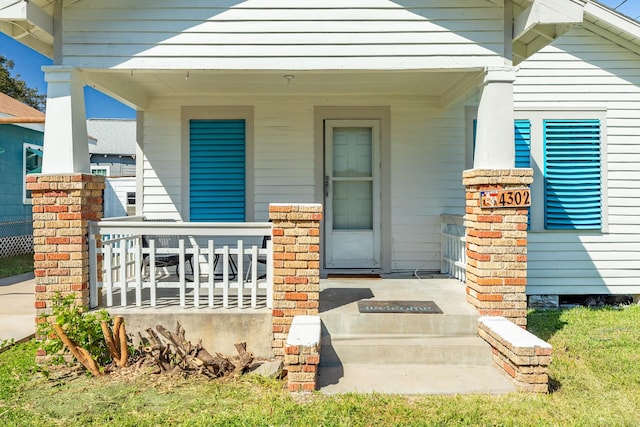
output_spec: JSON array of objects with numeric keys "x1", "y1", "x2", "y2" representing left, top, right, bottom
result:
[
  {"x1": 319, "y1": 273, "x2": 478, "y2": 316},
  {"x1": 317, "y1": 274, "x2": 515, "y2": 395}
]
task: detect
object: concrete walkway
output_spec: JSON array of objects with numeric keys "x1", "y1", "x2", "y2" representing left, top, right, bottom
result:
[{"x1": 0, "y1": 272, "x2": 36, "y2": 345}]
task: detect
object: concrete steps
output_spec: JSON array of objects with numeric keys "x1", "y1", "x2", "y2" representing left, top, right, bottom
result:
[
  {"x1": 320, "y1": 312, "x2": 479, "y2": 336},
  {"x1": 321, "y1": 334, "x2": 494, "y2": 366},
  {"x1": 316, "y1": 277, "x2": 515, "y2": 394},
  {"x1": 317, "y1": 364, "x2": 516, "y2": 395},
  {"x1": 318, "y1": 307, "x2": 514, "y2": 394}
]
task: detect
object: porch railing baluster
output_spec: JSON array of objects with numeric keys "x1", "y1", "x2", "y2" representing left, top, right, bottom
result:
[
  {"x1": 88, "y1": 231, "x2": 98, "y2": 308},
  {"x1": 149, "y1": 240, "x2": 156, "y2": 306},
  {"x1": 440, "y1": 214, "x2": 466, "y2": 283},
  {"x1": 179, "y1": 239, "x2": 186, "y2": 307},
  {"x1": 119, "y1": 240, "x2": 127, "y2": 307},
  {"x1": 134, "y1": 236, "x2": 142, "y2": 307},
  {"x1": 88, "y1": 219, "x2": 273, "y2": 311},
  {"x1": 193, "y1": 244, "x2": 200, "y2": 307},
  {"x1": 207, "y1": 240, "x2": 214, "y2": 308},
  {"x1": 237, "y1": 240, "x2": 244, "y2": 309},
  {"x1": 250, "y1": 245, "x2": 258, "y2": 308},
  {"x1": 104, "y1": 243, "x2": 113, "y2": 307},
  {"x1": 266, "y1": 238, "x2": 273, "y2": 309},
  {"x1": 222, "y1": 246, "x2": 230, "y2": 309}
]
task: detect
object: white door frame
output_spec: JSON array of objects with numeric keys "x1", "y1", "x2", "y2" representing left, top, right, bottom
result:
[{"x1": 324, "y1": 119, "x2": 381, "y2": 269}]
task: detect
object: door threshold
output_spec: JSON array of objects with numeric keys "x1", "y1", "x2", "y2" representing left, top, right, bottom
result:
[{"x1": 323, "y1": 269, "x2": 382, "y2": 279}]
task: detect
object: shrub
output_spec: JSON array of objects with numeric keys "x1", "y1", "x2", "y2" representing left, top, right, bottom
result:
[{"x1": 37, "y1": 293, "x2": 113, "y2": 366}]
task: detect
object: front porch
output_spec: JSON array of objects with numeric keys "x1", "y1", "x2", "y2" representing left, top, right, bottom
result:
[
  {"x1": 88, "y1": 214, "x2": 468, "y2": 311},
  {"x1": 98, "y1": 273, "x2": 515, "y2": 395},
  {"x1": 28, "y1": 171, "x2": 541, "y2": 391}
]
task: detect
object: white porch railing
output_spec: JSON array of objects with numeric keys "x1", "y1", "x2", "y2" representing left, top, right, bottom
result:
[
  {"x1": 88, "y1": 216, "x2": 273, "y2": 310},
  {"x1": 441, "y1": 214, "x2": 466, "y2": 283}
]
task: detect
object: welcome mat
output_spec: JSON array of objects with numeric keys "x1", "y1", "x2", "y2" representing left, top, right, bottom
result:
[{"x1": 357, "y1": 300, "x2": 443, "y2": 314}]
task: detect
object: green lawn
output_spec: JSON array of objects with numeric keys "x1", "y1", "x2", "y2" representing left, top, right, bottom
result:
[
  {"x1": 0, "y1": 253, "x2": 34, "y2": 279},
  {"x1": 1, "y1": 306, "x2": 639, "y2": 426}
]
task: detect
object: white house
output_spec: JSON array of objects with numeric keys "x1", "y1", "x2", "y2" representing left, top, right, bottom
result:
[
  {"x1": 513, "y1": 5, "x2": 640, "y2": 299},
  {"x1": 1, "y1": 0, "x2": 638, "y2": 308},
  {"x1": 86, "y1": 119, "x2": 137, "y2": 217}
]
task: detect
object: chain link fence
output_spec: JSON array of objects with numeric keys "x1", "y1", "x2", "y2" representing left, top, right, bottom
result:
[{"x1": 0, "y1": 219, "x2": 34, "y2": 258}]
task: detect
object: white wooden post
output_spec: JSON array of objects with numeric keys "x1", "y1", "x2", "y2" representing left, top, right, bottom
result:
[
  {"x1": 42, "y1": 66, "x2": 91, "y2": 174},
  {"x1": 237, "y1": 239, "x2": 244, "y2": 308},
  {"x1": 119, "y1": 241, "x2": 127, "y2": 307},
  {"x1": 149, "y1": 240, "x2": 157, "y2": 307},
  {"x1": 222, "y1": 246, "x2": 230, "y2": 308},
  {"x1": 179, "y1": 239, "x2": 186, "y2": 307},
  {"x1": 193, "y1": 244, "x2": 200, "y2": 307},
  {"x1": 208, "y1": 240, "x2": 215, "y2": 308},
  {"x1": 473, "y1": 66, "x2": 516, "y2": 169},
  {"x1": 88, "y1": 232, "x2": 98, "y2": 308},
  {"x1": 104, "y1": 244, "x2": 113, "y2": 307}
]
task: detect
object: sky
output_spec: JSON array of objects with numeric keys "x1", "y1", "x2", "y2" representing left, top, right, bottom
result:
[
  {"x1": 0, "y1": 0, "x2": 638, "y2": 119},
  {"x1": 0, "y1": 33, "x2": 135, "y2": 118}
]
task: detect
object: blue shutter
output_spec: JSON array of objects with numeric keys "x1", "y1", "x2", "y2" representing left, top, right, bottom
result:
[
  {"x1": 544, "y1": 119, "x2": 601, "y2": 230},
  {"x1": 190, "y1": 119, "x2": 246, "y2": 222},
  {"x1": 514, "y1": 120, "x2": 531, "y2": 168},
  {"x1": 514, "y1": 120, "x2": 531, "y2": 229}
]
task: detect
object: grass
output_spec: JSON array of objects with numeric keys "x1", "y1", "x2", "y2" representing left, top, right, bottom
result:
[
  {"x1": 0, "y1": 253, "x2": 34, "y2": 279},
  {"x1": 1, "y1": 306, "x2": 639, "y2": 426}
]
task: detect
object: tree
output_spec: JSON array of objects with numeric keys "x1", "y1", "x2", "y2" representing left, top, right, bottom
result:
[{"x1": 0, "y1": 54, "x2": 46, "y2": 111}]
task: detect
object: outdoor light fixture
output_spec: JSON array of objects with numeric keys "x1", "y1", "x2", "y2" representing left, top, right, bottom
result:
[{"x1": 283, "y1": 74, "x2": 295, "y2": 86}]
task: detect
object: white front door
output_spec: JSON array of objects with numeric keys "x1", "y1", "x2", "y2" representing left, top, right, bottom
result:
[{"x1": 324, "y1": 120, "x2": 381, "y2": 269}]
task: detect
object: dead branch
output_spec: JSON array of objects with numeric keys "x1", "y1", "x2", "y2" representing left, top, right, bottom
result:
[
  {"x1": 101, "y1": 320, "x2": 120, "y2": 362},
  {"x1": 118, "y1": 321, "x2": 129, "y2": 367},
  {"x1": 54, "y1": 324, "x2": 103, "y2": 377}
]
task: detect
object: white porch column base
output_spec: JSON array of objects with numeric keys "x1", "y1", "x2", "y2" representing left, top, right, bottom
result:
[
  {"x1": 473, "y1": 67, "x2": 516, "y2": 170},
  {"x1": 42, "y1": 66, "x2": 90, "y2": 174}
]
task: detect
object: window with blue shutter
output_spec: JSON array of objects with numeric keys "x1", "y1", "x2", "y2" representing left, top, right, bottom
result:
[
  {"x1": 190, "y1": 119, "x2": 246, "y2": 222},
  {"x1": 544, "y1": 119, "x2": 601, "y2": 230}
]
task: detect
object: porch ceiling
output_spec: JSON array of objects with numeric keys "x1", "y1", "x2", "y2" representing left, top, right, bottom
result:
[{"x1": 84, "y1": 69, "x2": 483, "y2": 110}]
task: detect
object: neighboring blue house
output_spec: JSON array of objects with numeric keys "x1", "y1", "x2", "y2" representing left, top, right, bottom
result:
[{"x1": 0, "y1": 92, "x2": 44, "y2": 257}]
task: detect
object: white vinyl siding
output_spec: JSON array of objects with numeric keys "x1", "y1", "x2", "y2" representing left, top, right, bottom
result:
[
  {"x1": 140, "y1": 95, "x2": 466, "y2": 273},
  {"x1": 391, "y1": 104, "x2": 466, "y2": 271},
  {"x1": 140, "y1": 102, "x2": 183, "y2": 219},
  {"x1": 61, "y1": 0, "x2": 504, "y2": 70},
  {"x1": 515, "y1": 26, "x2": 640, "y2": 295}
]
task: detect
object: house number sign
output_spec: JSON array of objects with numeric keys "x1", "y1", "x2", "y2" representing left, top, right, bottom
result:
[{"x1": 480, "y1": 188, "x2": 531, "y2": 208}]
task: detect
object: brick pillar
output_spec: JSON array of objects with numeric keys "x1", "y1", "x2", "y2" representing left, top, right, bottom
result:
[
  {"x1": 27, "y1": 174, "x2": 105, "y2": 317},
  {"x1": 284, "y1": 315, "x2": 321, "y2": 392},
  {"x1": 463, "y1": 169, "x2": 533, "y2": 327},
  {"x1": 269, "y1": 203, "x2": 322, "y2": 357}
]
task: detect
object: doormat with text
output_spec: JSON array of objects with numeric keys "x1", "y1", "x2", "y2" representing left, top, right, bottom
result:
[{"x1": 357, "y1": 300, "x2": 443, "y2": 314}]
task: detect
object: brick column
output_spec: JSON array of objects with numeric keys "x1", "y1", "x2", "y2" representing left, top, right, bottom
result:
[
  {"x1": 463, "y1": 169, "x2": 533, "y2": 327},
  {"x1": 27, "y1": 174, "x2": 104, "y2": 317},
  {"x1": 269, "y1": 203, "x2": 322, "y2": 357}
]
